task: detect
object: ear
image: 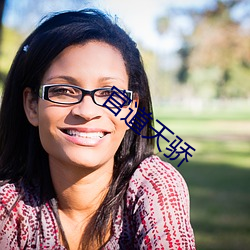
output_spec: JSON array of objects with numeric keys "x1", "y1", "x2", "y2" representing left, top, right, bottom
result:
[
  {"x1": 131, "y1": 92, "x2": 139, "y2": 111},
  {"x1": 23, "y1": 87, "x2": 39, "y2": 127}
]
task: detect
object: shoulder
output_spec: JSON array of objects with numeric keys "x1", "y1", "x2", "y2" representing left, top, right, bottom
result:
[
  {"x1": 137, "y1": 154, "x2": 183, "y2": 178},
  {"x1": 0, "y1": 181, "x2": 40, "y2": 219},
  {"x1": 0, "y1": 181, "x2": 60, "y2": 248},
  {"x1": 121, "y1": 155, "x2": 195, "y2": 249},
  {"x1": 0, "y1": 180, "x2": 39, "y2": 202},
  {"x1": 129, "y1": 155, "x2": 189, "y2": 197},
  {"x1": 0, "y1": 181, "x2": 21, "y2": 212},
  {"x1": 125, "y1": 155, "x2": 191, "y2": 217}
]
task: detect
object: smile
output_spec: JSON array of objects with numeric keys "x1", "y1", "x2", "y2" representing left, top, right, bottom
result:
[{"x1": 63, "y1": 130, "x2": 106, "y2": 139}]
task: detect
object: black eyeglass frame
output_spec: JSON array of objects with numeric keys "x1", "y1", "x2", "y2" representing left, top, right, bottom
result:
[{"x1": 38, "y1": 84, "x2": 133, "y2": 107}]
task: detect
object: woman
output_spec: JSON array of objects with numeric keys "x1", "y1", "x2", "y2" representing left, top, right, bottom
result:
[{"x1": 0, "y1": 9, "x2": 195, "y2": 250}]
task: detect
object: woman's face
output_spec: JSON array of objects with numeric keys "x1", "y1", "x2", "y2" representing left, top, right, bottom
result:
[{"x1": 25, "y1": 41, "x2": 136, "y2": 172}]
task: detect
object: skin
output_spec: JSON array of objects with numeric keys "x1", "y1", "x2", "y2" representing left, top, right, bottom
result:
[{"x1": 23, "y1": 41, "x2": 138, "y2": 249}]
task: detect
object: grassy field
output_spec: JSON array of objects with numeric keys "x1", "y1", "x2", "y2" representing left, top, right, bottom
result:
[{"x1": 154, "y1": 102, "x2": 250, "y2": 250}]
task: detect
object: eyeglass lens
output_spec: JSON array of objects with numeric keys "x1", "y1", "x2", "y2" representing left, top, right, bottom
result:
[{"x1": 46, "y1": 85, "x2": 131, "y2": 107}]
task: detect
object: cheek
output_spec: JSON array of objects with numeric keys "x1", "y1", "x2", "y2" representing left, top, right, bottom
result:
[
  {"x1": 37, "y1": 105, "x2": 63, "y2": 148},
  {"x1": 37, "y1": 115, "x2": 55, "y2": 152},
  {"x1": 115, "y1": 104, "x2": 137, "y2": 127},
  {"x1": 110, "y1": 108, "x2": 132, "y2": 134}
]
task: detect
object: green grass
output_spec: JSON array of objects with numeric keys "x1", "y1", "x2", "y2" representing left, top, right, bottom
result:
[
  {"x1": 177, "y1": 142, "x2": 250, "y2": 250},
  {"x1": 153, "y1": 103, "x2": 250, "y2": 250}
]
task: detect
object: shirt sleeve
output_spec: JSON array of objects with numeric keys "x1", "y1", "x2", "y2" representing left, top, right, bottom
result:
[
  {"x1": 125, "y1": 156, "x2": 196, "y2": 250},
  {"x1": 0, "y1": 182, "x2": 24, "y2": 249},
  {"x1": 0, "y1": 182, "x2": 62, "y2": 249}
]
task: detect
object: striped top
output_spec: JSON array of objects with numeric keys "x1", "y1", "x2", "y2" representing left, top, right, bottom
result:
[{"x1": 0, "y1": 155, "x2": 196, "y2": 249}]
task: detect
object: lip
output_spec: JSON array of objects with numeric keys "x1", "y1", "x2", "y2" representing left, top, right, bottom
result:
[
  {"x1": 59, "y1": 127, "x2": 111, "y2": 147},
  {"x1": 60, "y1": 127, "x2": 111, "y2": 133}
]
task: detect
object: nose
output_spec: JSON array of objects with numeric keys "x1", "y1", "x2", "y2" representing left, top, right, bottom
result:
[{"x1": 71, "y1": 94, "x2": 103, "y2": 120}]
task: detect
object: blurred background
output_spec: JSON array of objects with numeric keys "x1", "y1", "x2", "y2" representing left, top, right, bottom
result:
[{"x1": 0, "y1": 0, "x2": 250, "y2": 249}]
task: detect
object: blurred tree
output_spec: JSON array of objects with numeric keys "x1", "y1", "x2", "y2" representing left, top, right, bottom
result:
[
  {"x1": 189, "y1": 0, "x2": 250, "y2": 98},
  {"x1": 157, "y1": 0, "x2": 250, "y2": 98},
  {"x1": 177, "y1": 42, "x2": 192, "y2": 83},
  {"x1": 0, "y1": 0, "x2": 91, "y2": 85},
  {"x1": 0, "y1": 0, "x2": 6, "y2": 48},
  {"x1": 156, "y1": 16, "x2": 170, "y2": 35}
]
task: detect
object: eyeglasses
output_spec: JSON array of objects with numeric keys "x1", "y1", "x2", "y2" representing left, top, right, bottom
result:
[{"x1": 39, "y1": 84, "x2": 133, "y2": 107}]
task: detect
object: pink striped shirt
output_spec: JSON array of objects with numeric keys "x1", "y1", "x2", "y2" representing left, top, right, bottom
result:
[{"x1": 0, "y1": 155, "x2": 196, "y2": 249}]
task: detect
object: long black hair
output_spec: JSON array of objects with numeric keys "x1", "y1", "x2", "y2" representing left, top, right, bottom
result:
[{"x1": 0, "y1": 9, "x2": 154, "y2": 249}]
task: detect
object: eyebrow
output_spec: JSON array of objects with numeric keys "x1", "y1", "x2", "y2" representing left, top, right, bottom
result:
[
  {"x1": 99, "y1": 77, "x2": 126, "y2": 83},
  {"x1": 45, "y1": 76, "x2": 126, "y2": 84},
  {"x1": 45, "y1": 75, "x2": 79, "y2": 84}
]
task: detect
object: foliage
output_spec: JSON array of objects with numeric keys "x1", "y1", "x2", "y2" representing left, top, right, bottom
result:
[
  {"x1": 188, "y1": 1, "x2": 250, "y2": 98},
  {"x1": 0, "y1": 26, "x2": 23, "y2": 86},
  {"x1": 0, "y1": 0, "x2": 6, "y2": 42},
  {"x1": 157, "y1": 0, "x2": 250, "y2": 99},
  {"x1": 139, "y1": 45, "x2": 174, "y2": 105}
]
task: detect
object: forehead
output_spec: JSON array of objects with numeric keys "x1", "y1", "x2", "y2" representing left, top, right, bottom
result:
[{"x1": 42, "y1": 41, "x2": 128, "y2": 87}]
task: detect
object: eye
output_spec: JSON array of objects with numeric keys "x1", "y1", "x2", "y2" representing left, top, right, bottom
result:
[
  {"x1": 49, "y1": 86, "x2": 78, "y2": 96},
  {"x1": 95, "y1": 89, "x2": 113, "y2": 97}
]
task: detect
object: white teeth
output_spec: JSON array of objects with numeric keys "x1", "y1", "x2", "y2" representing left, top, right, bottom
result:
[{"x1": 66, "y1": 130, "x2": 105, "y2": 138}]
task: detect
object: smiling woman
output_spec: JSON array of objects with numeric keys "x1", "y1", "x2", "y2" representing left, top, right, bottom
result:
[{"x1": 0, "y1": 9, "x2": 196, "y2": 250}]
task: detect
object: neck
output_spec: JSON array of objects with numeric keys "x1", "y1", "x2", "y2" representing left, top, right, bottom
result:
[
  {"x1": 49, "y1": 158, "x2": 113, "y2": 249},
  {"x1": 49, "y1": 158, "x2": 113, "y2": 219}
]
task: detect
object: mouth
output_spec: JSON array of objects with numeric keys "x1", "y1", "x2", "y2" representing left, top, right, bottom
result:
[{"x1": 62, "y1": 129, "x2": 108, "y2": 139}]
